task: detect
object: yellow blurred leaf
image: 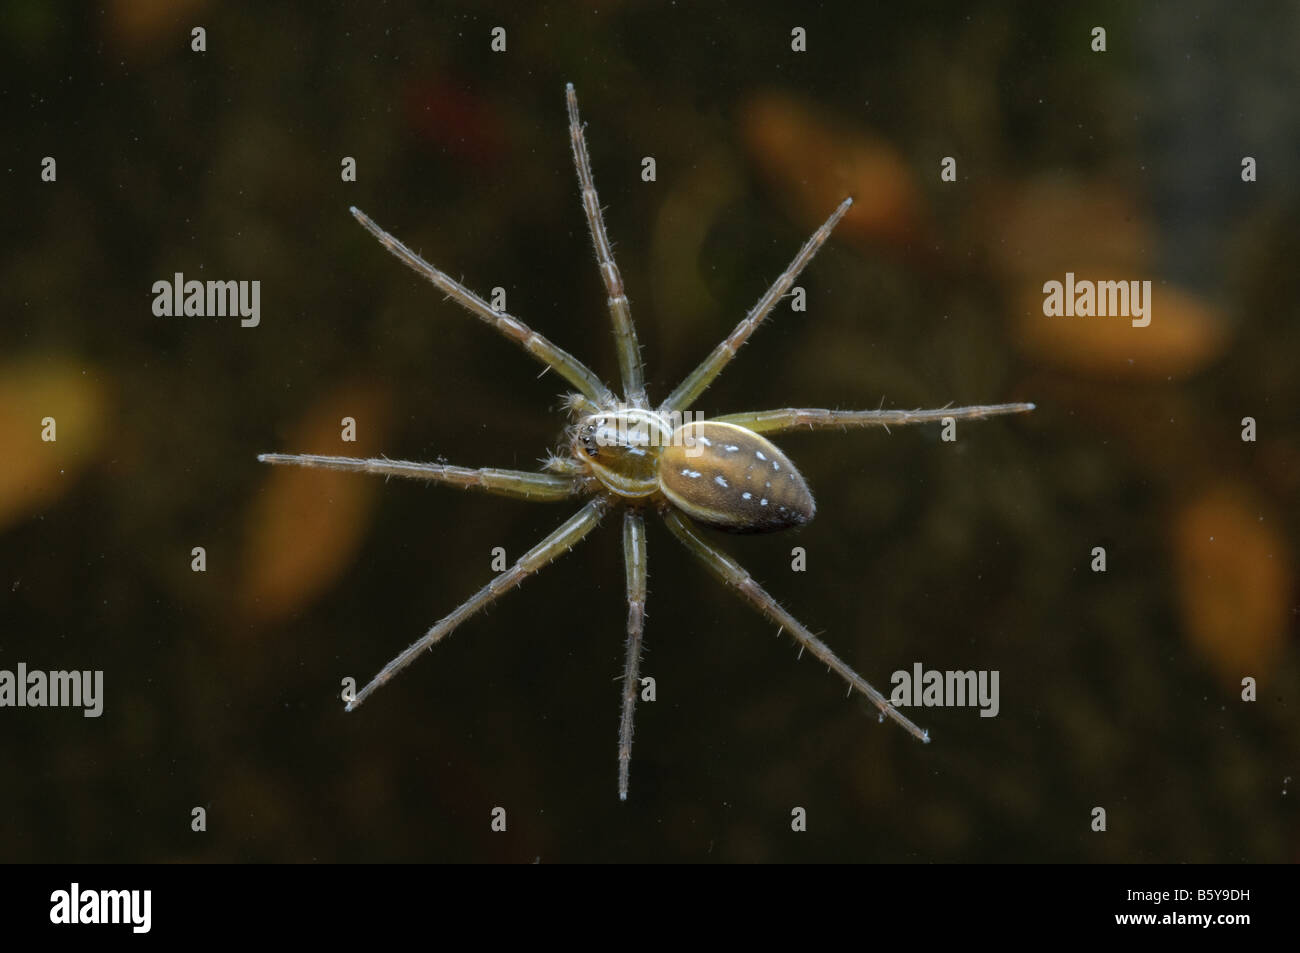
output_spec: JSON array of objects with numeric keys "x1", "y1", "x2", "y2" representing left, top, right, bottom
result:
[
  {"x1": 1172, "y1": 484, "x2": 1292, "y2": 682},
  {"x1": 240, "y1": 385, "x2": 390, "y2": 622},
  {"x1": 0, "y1": 358, "x2": 108, "y2": 531}
]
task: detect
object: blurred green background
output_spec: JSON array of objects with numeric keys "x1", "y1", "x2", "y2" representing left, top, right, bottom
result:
[{"x1": 1, "y1": 0, "x2": 1296, "y2": 862}]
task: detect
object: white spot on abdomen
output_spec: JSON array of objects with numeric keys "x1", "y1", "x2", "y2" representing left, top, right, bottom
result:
[{"x1": 714, "y1": 475, "x2": 729, "y2": 488}]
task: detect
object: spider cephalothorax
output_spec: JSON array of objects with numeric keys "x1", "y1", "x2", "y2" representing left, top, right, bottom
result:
[
  {"x1": 259, "y1": 85, "x2": 1033, "y2": 799},
  {"x1": 570, "y1": 407, "x2": 673, "y2": 497}
]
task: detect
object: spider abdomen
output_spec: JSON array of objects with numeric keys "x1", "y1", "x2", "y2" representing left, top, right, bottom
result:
[{"x1": 659, "y1": 421, "x2": 814, "y2": 534}]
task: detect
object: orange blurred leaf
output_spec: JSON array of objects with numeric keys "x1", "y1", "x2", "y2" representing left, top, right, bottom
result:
[
  {"x1": 982, "y1": 179, "x2": 1228, "y2": 378},
  {"x1": 741, "y1": 92, "x2": 924, "y2": 247},
  {"x1": 1172, "y1": 484, "x2": 1292, "y2": 682},
  {"x1": 106, "y1": 0, "x2": 209, "y2": 55},
  {"x1": 240, "y1": 385, "x2": 391, "y2": 622},
  {"x1": 981, "y1": 180, "x2": 1153, "y2": 281},
  {"x1": 0, "y1": 358, "x2": 108, "y2": 531},
  {"x1": 1015, "y1": 279, "x2": 1226, "y2": 380}
]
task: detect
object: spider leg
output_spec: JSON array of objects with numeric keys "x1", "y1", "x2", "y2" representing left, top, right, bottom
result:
[
  {"x1": 350, "y1": 206, "x2": 614, "y2": 406},
  {"x1": 712, "y1": 402, "x2": 1036, "y2": 435},
  {"x1": 618, "y1": 510, "x2": 648, "y2": 800},
  {"x1": 347, "y1": 498, "x2": 610, "y2": 711},
  {"x1": 661, "y1": 510, "x2": 930, "y2": 743},
  {"x1": 566, "y1": 85, "x2": 646, "y2": 407},
  {"x1": 257, "y1": 453, "x2": 582, "y2": 502},
  {"x1": 660, "y1": 198, "x2": 853, "y2": 414}
]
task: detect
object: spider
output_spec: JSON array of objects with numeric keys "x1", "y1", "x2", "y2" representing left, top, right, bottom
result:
[{"x1": 259, "y1": 84, "x2": 1034, "y2": 800}]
